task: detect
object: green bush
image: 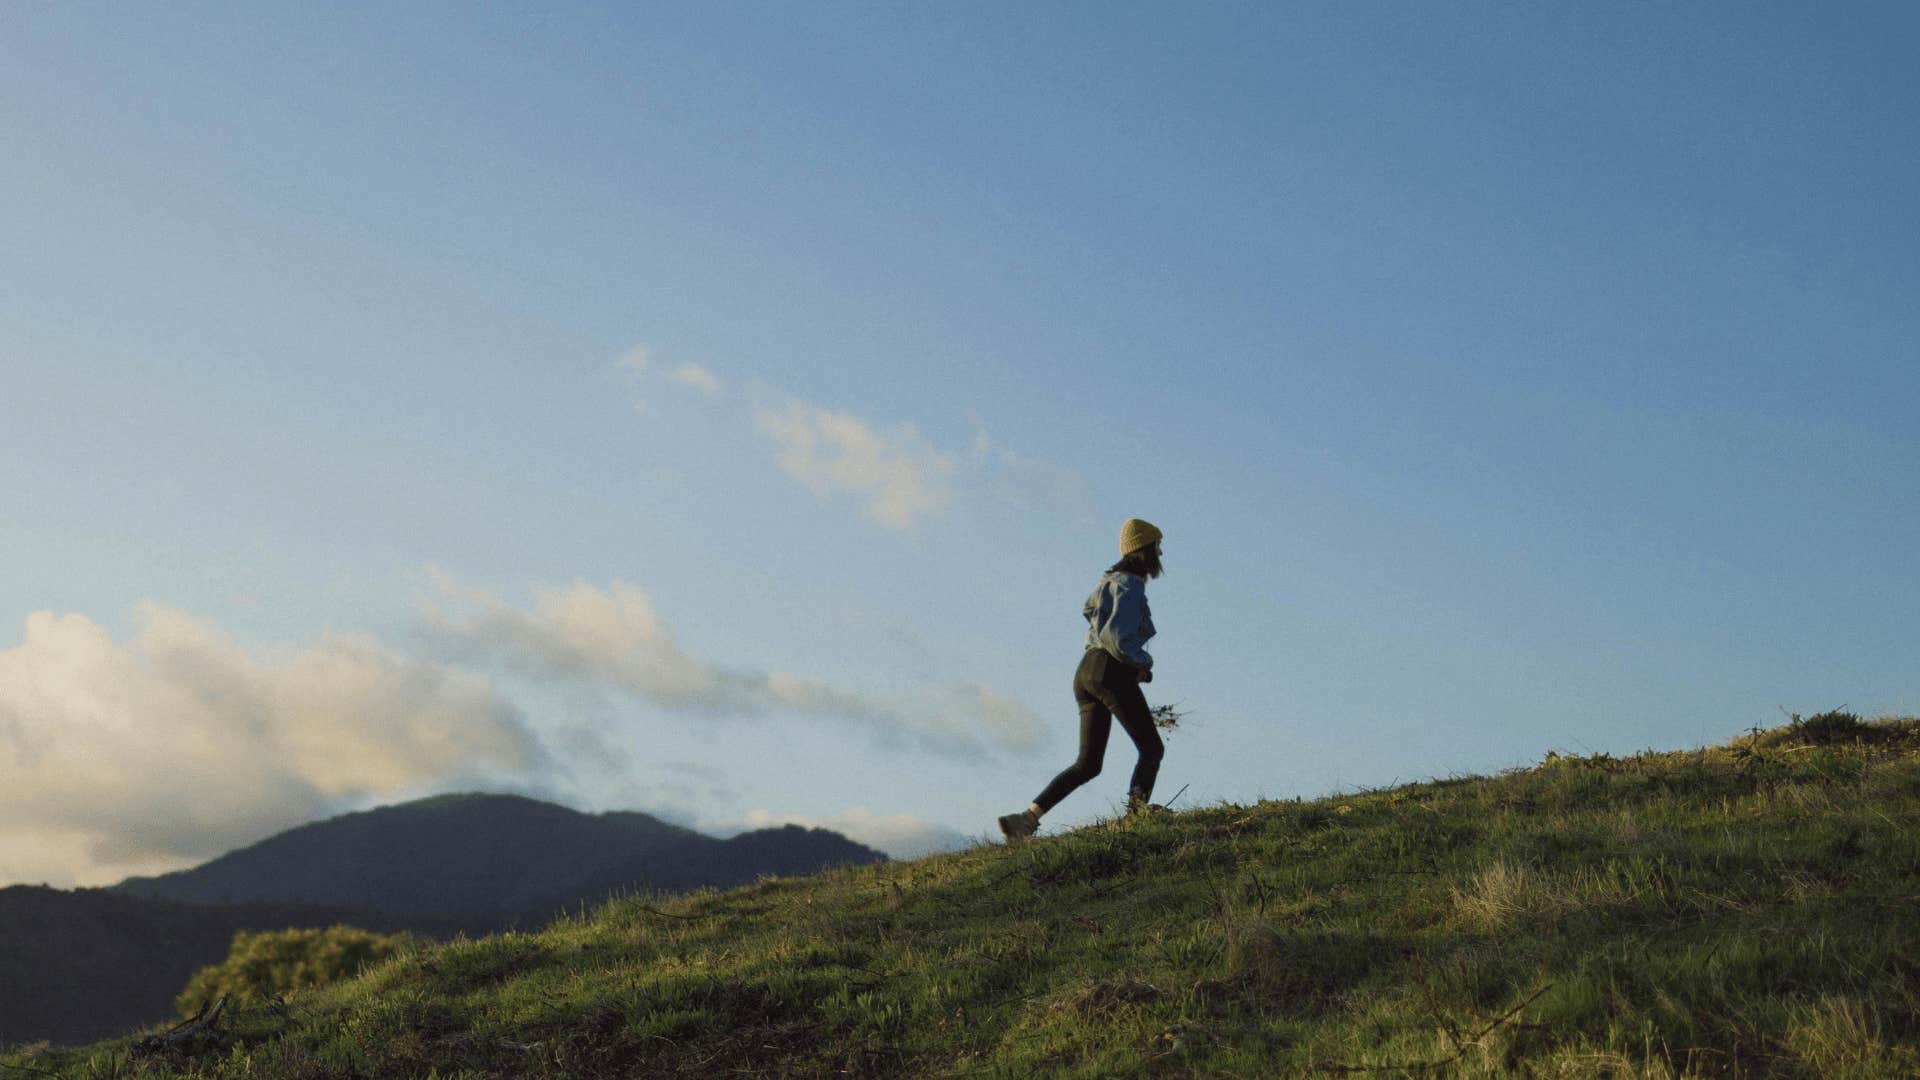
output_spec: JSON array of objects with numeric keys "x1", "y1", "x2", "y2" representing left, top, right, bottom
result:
[
  {"x1": 175, "y1": 925, "x2": 416, "y2": 1017},
  {"x1": 1752, "y1": 710, "x2": 1920, "y2": 750}
]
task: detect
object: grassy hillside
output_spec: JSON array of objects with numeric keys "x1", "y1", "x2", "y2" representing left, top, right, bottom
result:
[{"x1": 10, "y1": 713, "x2": 1919, "y2": 1077}]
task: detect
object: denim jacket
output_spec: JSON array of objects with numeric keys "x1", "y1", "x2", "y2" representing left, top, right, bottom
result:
[{"x1": 1084, "y1": 569, "x2": 1154, "y2": 671}]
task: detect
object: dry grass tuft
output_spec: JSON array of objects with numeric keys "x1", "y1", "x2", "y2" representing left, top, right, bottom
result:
[
  {"x1": 1449, "y1": 861, "x2": 1556, "y2": 931},
  {"x1": 1785, "y1": 995, "x2": 1918, "y2": 1075}
]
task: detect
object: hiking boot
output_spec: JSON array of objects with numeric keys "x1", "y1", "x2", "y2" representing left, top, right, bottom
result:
[
  {"x1": 1126, "y1": 790, "x2": 1166, "y2": 817},
  {"x1": 998, "y1": 809, "x2": 1039, "y2": 842}
]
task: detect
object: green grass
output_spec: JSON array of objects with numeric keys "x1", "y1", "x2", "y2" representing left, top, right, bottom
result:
[{"x1": 10, "y1": 713, "x2": 1920, "y2": 1077}]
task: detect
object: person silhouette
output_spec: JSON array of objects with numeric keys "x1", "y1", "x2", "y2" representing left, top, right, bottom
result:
[{"x1": 999, "y1": 518, "x2": 1166, "y2": 841}]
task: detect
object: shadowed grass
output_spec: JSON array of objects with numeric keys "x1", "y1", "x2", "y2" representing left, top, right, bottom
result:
[{"x1": 8, "y1": 714, "x2": 1920, "y2": 1076}]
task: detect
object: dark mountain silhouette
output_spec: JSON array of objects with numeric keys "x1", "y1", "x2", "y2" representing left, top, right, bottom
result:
[
  {"x1": 0, "y1": 884, "x2": 489, "y2": 1048},
  {"x1": 111, "y1": 792, "x2": 885, "y2": 918},
  {"x1": 6, "y1": 794, "x2": 884, "y2": 1047}
]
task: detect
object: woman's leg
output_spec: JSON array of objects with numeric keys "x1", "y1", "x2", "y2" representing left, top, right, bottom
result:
[
  {"x1": 1099, "y1": 661, "x2": 1164, "y2": 803},
  {"x1": 1031, "y1": 652, "x2": 1115, "y2": 813}
]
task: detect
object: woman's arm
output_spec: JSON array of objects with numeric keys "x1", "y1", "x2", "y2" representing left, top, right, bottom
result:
[{"x1": 1104, "y1": 579, "x2": 1155, "y2": 672}]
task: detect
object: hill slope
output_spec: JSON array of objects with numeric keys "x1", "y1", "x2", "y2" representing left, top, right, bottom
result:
[
  {"x1": 14, "y1": 715, "x2": 1920, "y2": 1077},
  {"x1": 112, "y1": 793, "x2": 886, "y2": 917}
]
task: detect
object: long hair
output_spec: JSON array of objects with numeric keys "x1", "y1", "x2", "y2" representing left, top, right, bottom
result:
[{"x1": 1112, "y1": 544, "x2": 1163, "y2": 580}]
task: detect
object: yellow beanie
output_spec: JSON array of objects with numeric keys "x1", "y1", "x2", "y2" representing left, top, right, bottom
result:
[{"x1": 1119, "y1": 518, "x2": 1163, "y2": 556}]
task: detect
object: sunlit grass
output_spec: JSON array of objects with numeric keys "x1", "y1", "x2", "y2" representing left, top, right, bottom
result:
[{"x1": 8, "y1": 712, "x2": 1919, "y2": 1076}]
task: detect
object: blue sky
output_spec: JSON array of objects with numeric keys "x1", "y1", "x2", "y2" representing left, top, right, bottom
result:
[{"x1": 3, "y1": 3, "x2": 1916, "y2": 887}]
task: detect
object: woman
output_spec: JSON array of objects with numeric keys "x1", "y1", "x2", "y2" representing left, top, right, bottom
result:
[{"x1": 999, "y1": 518, "x2": 1166, "y2": 841}]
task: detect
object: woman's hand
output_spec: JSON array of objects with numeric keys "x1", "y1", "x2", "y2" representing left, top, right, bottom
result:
[{"x1": 1137, "y1": 667, "x2": 1153, "y2": 683}]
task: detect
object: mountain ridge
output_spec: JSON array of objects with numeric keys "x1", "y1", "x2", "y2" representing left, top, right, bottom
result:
[{"x1": 109, "y1": 791, "x2": 885, "y2": 916}]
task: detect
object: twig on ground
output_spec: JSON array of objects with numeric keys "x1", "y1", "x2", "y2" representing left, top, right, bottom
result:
[
  {"x1": 638, "y1": 905, "x2": 715, "y2": 920},
  {"x1": 1309, "y1": 983, "x2": 1553, "y2": 1074},
  {"x1": 132, "y1": 993, "x2": 230, "y2": 1059},
  {"x1": 1163, "y1": 783, "x2": 1191, "y2": 810},
  {"x1": 988, "y1": 864, "x2": 1025, "y2": 885}
]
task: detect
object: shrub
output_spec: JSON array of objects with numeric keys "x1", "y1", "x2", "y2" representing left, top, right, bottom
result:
[
  {"x1": 1742, "y1": 710, "x2": 1920, "y2": 752},
  {"x1": 1790, "y1": 709, "x2": 1866, "y2": 743},
  {"x1": 175, "y1": 925, "x2": 416, "y2": 1016}
]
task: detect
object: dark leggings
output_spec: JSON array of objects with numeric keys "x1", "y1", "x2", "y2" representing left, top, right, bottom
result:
[{"x1": 1032, "y1": 648, "x2": 1163, "y2": 813}]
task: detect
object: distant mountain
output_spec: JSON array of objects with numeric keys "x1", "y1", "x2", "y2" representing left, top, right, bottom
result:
[
  {"x1": 0, "y1": 794, "x2": 884, "y2": 1048},
  {"x1": 110, "y1": 793, "x2": 886, "y2": 920},
  {"x1": 0, "y1": 884, "x2": 489, "y2": 1048}
]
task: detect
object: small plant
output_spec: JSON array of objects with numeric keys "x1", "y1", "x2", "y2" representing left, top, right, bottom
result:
[
  {"x1": 1542, "y1": 749, "x2": 1617, "y2": 770},
  {"x1": 1150, "y1": 702, "x2": 1192, "y2": 732}
]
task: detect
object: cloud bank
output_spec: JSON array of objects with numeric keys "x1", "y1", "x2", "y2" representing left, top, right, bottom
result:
[
  {"x1": 0, "y1": 605, "x2": 550, "y2": 887},
  {"x1": 418, "y1": 570, "x2": 1043, "y2": 758}
]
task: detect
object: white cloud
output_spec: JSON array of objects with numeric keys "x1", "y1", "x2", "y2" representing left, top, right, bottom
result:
[
  {"x1": 0, "y1": 606, "x2": 550, "y2": 888},
  {"x1": 608, "y1": 363, "x2": 1089, "y2": 535},
  {"x1": 752, "y1": 399, "x2": 956, "y2": 529},
  {"x1": 616, "y1": 344, "x2": 651, "y2": 379},
  {"x1": 417, "y1": 570, "x2": 1044, "y2": 758},
  {"x1": 735, "y1": 807, "x2": 973, "y2": 860},
  {"x1": 419, "y1": 568, "x2": 758, "y2": 714},
  {"x1": 667, "y1": 362, "x2": 724, "y2": 397},
  {"x1": 615, "y1": 347, "x2": 722, "y2": 414}
]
